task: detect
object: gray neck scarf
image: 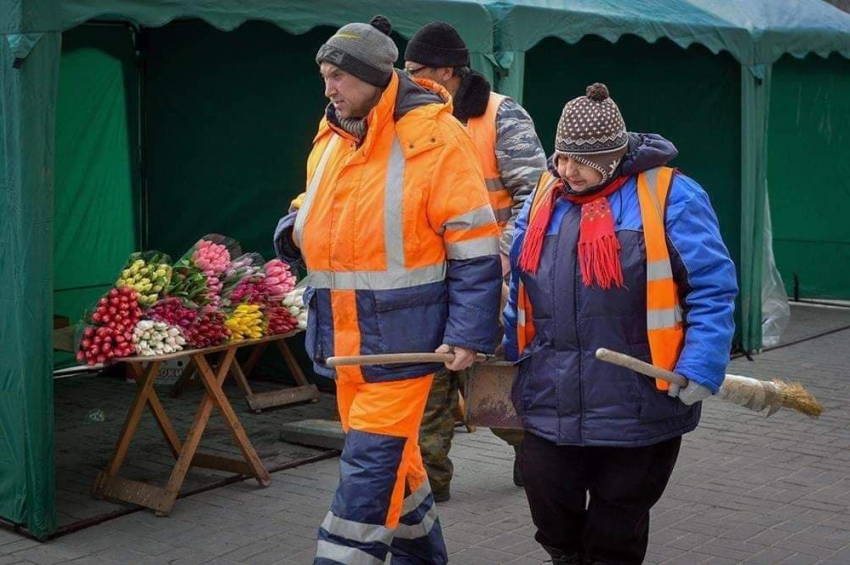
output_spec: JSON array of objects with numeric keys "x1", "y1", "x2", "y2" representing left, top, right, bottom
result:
[{"x1": 337, "y1": 115, "x2": 368, "y2": 142}]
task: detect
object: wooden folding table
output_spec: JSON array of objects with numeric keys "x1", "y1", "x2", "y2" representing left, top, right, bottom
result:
[
  {"x1": 92, "y1": 334, "x2": 310, "y2": 516},
  {"x1": 169, "y1": 333, "x2": 319, "y2": 412}
]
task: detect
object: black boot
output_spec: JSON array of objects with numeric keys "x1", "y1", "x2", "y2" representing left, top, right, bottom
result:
[{"x1": 513, "y1": 445, "x2": 524, "y2": 487}]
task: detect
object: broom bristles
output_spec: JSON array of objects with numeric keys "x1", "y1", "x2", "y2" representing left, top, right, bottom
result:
[{"x1": 773, "y1": 379, "x2": 824, "y2": 418}]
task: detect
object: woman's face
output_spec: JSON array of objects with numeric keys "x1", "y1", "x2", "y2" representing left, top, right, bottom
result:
[{"x1": 556, "y1": 154, "x2": 603, "y2": 192}]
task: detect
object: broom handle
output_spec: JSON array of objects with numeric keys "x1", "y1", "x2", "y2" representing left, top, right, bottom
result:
[
  {"x1": 327, "y1": 352, "x2": 492, "y2": 368},
  {"x1": 595, "y1": 348, "x2": 689, "y2": 387}
]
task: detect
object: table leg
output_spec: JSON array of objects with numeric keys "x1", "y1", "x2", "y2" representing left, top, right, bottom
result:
[{"x1": 193, "y1": 352, "x2": 271, "y2": 487}]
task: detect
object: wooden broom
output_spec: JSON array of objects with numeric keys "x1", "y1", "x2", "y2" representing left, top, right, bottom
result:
[{"x1": 595, "y1": 348, "x2": 823, "y2": 418}]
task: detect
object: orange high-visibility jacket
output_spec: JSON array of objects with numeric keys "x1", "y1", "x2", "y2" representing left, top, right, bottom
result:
[{"x1": 275, "y1": 71, "x2": 502, "y2": 382}]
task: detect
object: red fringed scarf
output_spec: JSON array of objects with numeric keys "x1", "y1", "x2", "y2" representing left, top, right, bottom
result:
[{"x1": 518, "y1": 176, "x2": 629, "y2": 289}]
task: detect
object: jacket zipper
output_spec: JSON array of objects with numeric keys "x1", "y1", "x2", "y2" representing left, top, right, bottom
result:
[{"x1": 573, "y1": 220, "x2": 585, "y2": 445}]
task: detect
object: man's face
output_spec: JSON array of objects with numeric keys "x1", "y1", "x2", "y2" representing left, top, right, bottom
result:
[
  {"x1": 320, "y1": 62, "x2": 382, "y2": 119},
  {"x1": 403, "y1": 62, "x2": 453, "y2": 88}
]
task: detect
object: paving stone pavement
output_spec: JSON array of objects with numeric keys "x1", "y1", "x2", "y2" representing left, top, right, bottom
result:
[{"x1": 2, "y1": 304, "x2": 849, "y2": 564}]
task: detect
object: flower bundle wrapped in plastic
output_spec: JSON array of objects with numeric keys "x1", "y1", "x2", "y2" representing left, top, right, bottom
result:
[
  {"x1": 169, "y1": 235, "x2": 241, "y2": 306},
  {"x1": 263, "y1": 259, "x2": 297, "y2": 303},
  {"x1": 265, "y1": 305, "x2": 298, "y2": 336},
  {"x1": 148, "y1": 297, "x2": 198, "y2": 331},
  {"x1": 219, "y1": 252, "x2": 265, "y2": 305},
  {"x1": 77, "y1": 326, "x2": 135, "y2": 366},
  {"x1": 192, "y1": 239, "x2": 230, "y2": 299},
  {"x1": 184, "y1": 309, "x2": 231, "y2": 348},
  {"x1": 229, "y1": 274, "x2": 268, "y2": 305},
  {"x1": 282, "y1": 282, "x2": 308, "y2": 330},
  {"x1": 115, "y1": 252, "x2": 172, "y2": 307},
  {"x1": 226, "y1": 257, "x2": 298, "y2": 307},
  {"x1": 132, "y1": 320, "x2": 187, "y2": 356},
  {"x1": 224, "y1": 253, "x2": 264, "y2": 282},
  {"x1": 76, "y1": 287, "x2": 142, "y2": 365},
  {"x1": 225, "y1": 303, "x2": 265, "y2": 341}
]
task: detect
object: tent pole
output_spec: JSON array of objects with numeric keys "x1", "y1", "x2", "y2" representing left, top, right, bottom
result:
[
  {"x1": 740, "y1": 63, "x2": 772, "y2": 353},
  {"x1": 135, "y1": 28, "x2": 150, "y2": 250}
]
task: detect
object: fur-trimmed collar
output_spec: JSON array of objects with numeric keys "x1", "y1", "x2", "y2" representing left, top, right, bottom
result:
[{"x1": 452, "y1": 69, "x2": 491, "y2": 123}]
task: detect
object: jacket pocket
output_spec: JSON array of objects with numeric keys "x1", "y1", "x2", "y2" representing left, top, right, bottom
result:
[
  {"x1": 373, "y1": 284, "x2": 448, "y2": 355},
  {"x1": 302, "y1": 286, "x2": 325, "y2": 363},
  {"x1": 514, "y1": 338, "x2": 553, "y2": 415},
  {"x1": 632, "y1": 343, "x2": 692, "y2": 424}
]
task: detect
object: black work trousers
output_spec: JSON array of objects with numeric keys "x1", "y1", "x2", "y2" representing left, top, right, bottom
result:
[{"x1": 520, "y1": 432, "x2": 682, "y2": 565}]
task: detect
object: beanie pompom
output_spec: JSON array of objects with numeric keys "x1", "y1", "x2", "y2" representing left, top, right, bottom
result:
[
  {"x1": 370, "y1": 15, "x2": 392, "y2": 36},
  {"x1": 586, "y1": 83, "x2": 610, "y2": 102}
]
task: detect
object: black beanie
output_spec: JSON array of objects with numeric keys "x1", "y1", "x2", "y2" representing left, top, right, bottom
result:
[{"x1": 404, "y1": 22, "x2": 469, "y2": 68}]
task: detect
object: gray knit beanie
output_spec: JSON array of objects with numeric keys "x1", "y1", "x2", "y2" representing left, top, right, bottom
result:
[
  {"x1": 316, "y1": 16, "x2": 398, "y2": 87},
  {"x1": 555, "y1": 83, "x2": 628, "y2": 183}
]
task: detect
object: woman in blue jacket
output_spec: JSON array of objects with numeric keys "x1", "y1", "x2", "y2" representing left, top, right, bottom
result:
[{"x1": 502, "y1": 84, "x2": 738, "y2": 565}]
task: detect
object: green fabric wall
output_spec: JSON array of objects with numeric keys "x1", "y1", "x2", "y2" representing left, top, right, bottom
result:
[
  {"x1": 54, "y1": 24, "x2": 140, "y2": 367},
  {"x1": 0, "y1": 31, "x2": 62, "y2": 539},
  {"x1": 144, "y1": 19, "x2": 315, "y2": 259},
  {"x1": 768, "y1": 54, "x2": 850, "y2": 300},
  {"x1": 143, "y1": 21, "x2": 408, "y2": 258},
  {"x1": 145, "y1": 21, "x2": 337, "y2": 258}
]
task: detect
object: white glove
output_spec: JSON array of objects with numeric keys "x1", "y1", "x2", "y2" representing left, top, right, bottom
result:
[{"x1": 667, "y1": 381, "x2": 712, "y2": 406}]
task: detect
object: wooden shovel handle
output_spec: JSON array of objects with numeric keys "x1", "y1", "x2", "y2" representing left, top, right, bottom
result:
[
  {"x1": 594, "y1": 348, "x2": 689, "y2": 387},
  {"x1": 326, "y1": 352, "x2": 491, "y2": 368}
]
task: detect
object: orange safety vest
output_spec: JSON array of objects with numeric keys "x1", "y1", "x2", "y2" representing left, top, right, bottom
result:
[
  {"x1": 466, "y1": 92, "x2": 513, "y2": 233},
  {"x1": 517, "y1": 167, "x2": 684, "y2": 390}
]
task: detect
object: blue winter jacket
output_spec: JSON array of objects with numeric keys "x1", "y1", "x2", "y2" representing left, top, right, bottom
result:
[{"x1": 502, "y1": 134, "x2": 738, "y2": 447}]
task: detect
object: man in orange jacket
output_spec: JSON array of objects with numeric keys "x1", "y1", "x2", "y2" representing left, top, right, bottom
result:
[{"x1": 274, "y1": 16, "x2": 502, "y2": 565}]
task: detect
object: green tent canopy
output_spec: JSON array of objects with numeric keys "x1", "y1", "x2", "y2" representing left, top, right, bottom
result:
[
  {"x1": 482, "y1": 0, "x2": 850, "y2": 64},
  {"x1": 1, "y1": 0, "x2": 493, "y2": 52}
]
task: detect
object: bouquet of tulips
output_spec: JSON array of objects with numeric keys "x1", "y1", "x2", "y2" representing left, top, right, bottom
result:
[
  {"x1": 225, "y1": 303, "x2": 266, "y2": 341},
  {"x1": 265, "y1": 305, "x2": 298, "y2": 336},
  {"x1": 184, "y1": 308, "x2": 231, "y2": 348},
  {"x1": 115, "y1": 252, "x2": 172, "y2": 307},
  {"x1": 260, "y1": 259, "x2": 299, "y2": 334},
  {"x1": 282, "y1": 281, "x2": 309, "y2": 331},
  {"x1": 263, "y1": 259, "x2": 297, "y2": 303},
  {"x1": 226, "y1": 258, "x2": 297, "y2": 306},
  {"x1": 148, "y1": 297, "x2": 198, "y2": 332},
  {"x1": 219, "y1": 253, "x2": 265, "y2": 305},
  {"x1": 132, "y1": 320, "x2": 187, "y2": 356},
  {"x1": 76, "y1": 287, "x2": 143, "y2": 365},
  {"x1": 168, "y1": 234, "x2": 241, "y2": 307}
]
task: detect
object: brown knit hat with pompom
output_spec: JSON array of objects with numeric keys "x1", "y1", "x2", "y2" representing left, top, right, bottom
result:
[{"x1": 555, "y1": 83, "x2": 628, "y2": 183}]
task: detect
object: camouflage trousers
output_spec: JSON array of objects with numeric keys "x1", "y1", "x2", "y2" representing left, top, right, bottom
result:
[{"x1": 419, "y1": 368, "x2": 524, "y2": 497}]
